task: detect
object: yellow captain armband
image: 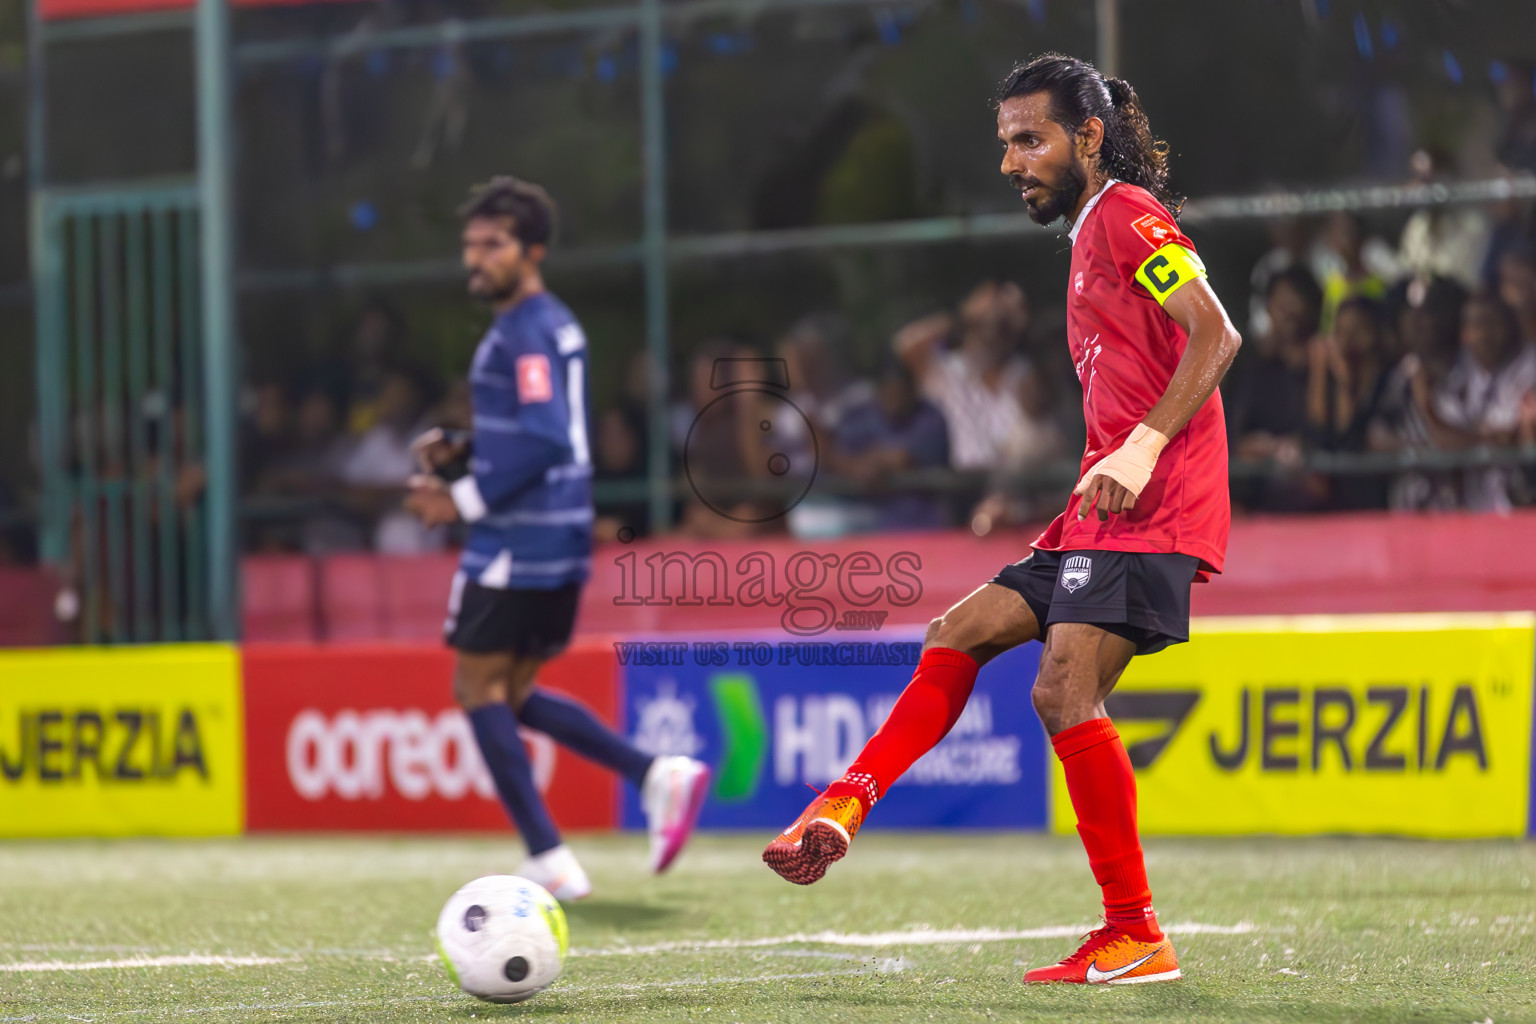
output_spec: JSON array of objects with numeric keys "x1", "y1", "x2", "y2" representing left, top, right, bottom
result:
[{"x1": 1134, "y1": 243, "x2": 1207, "y2": 306}]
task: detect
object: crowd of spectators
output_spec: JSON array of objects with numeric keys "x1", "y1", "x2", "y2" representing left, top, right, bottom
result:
[
  {"x1": 1230, "y1": 194, "x2": 1536, "y2": 516},
  {"x1": 240, "y1": 183, "x2": 1536, "y2": 552},
  {"x1": 240, "y1": 303, "x2": 467, "y2": 555},
  {"x1": 608, "y1": 279, "x2": 1077, "y2": 544}
]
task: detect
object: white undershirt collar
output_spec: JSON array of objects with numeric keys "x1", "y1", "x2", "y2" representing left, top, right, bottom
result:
[{"x1": 1066, "y1": 178, "x2": 1121, "y2": 246}]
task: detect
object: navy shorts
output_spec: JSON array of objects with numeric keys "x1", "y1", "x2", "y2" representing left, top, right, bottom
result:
[
  {"x1": 989, "y1": 549, "x2": 1200, "y2": 656},
  {"x1": 444, "y1": 574, "x2": 582, "y2": 658}
]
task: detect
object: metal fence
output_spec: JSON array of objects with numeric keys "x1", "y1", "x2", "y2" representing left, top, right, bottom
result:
[
  {"x1": 34, "y1": 183, "x2": 209, "y2": 642},
  {"x1": 30, "y1": 0, "x2": 237, "y2": 642},
  {"x1": 26, "y1": 0, "x2": 1536, "y2": 643}
]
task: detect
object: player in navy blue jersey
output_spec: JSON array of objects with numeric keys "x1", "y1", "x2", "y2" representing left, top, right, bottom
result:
[{"x1": 406, "y1": 177, "x2": 710, "y2": 898}]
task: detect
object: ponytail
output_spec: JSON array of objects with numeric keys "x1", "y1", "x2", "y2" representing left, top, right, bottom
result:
[
  {"x1": 1104, "y1": 76, "x2": 1135, "y2": 108},
  {"x1": 1099, "y1": 76, "x2": 1181, "y2": 216}
]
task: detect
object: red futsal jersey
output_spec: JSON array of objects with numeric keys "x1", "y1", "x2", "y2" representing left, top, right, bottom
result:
[{"x1": 1032, "y1": 180, "x2": 1230, "y2": 578}]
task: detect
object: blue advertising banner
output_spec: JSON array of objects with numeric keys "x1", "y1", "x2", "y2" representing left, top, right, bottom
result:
[{"x1": 619, "y1": 635, "x2": 1050, "y2": 830}]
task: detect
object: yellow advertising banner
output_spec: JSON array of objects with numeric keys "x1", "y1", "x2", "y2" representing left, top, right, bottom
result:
[
  {"x1": 0, "y1": 645, "x2": 245, "y2": 836},
  {"x1": 1052, "y1": 614, "x2": 1536, "y2": 838}
]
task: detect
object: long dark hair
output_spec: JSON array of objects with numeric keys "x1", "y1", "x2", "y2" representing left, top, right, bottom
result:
[{"x1": 999, "y1": 53, "x2": 1183, "y2": 216}]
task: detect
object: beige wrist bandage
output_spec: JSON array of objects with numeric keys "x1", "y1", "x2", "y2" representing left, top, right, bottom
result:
[{"x1": 1083, "y1": 422, "x2": 1169, "y2": 499}]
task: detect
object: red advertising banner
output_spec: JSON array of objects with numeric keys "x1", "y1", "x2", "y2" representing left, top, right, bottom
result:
[
  {"x1": 237, "y1": 511, "x2": 1536, "y2": 646},
  {"x1": 242, "y1": 643, "x2": 621, "y2": 832},
  {"x1": 42, "y1": 0, "x2": 365, "y2": 23}
]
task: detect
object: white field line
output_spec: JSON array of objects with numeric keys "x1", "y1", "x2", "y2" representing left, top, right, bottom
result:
[
  {"x1": 0, "y1": 955, "x2": 294, "y2": 974},
  {"x1": 571, "y1": 921, "x2": 1257, "y2": 957},
  {"x1": 0, "y1": 921, "x2": 1256, "y2": 974},
  {"x1": 0, "y1": 996, "x2": 452, "y2": 1022},
  {"x1": 0, "y1": 945, "x2": 170, "y2": 954}
]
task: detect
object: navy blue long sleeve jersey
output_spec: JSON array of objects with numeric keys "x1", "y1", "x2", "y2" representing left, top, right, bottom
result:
[{"x1": 449, "y1": 292, "x2": 592, "y2": 590}]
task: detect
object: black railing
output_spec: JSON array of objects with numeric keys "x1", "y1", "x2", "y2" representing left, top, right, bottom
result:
[
  {"x1": 5, "y1": 446, "x2": 1533, "y2": 554},
  {"x1": 589, "y1": 446, "x2": 1536, "y2": 505}
]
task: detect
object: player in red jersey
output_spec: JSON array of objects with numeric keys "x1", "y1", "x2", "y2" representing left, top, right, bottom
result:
[{"x1": 762, "y1": 53, "x2": 1242, "y2": 985}]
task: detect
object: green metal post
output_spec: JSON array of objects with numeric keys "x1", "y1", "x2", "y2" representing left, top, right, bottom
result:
[
  {"x1": 151, "y1": 208, "x2": 181, "y2": 641},
  {"x1": 71, "y1": 215, "x2": 99, "y2": 642},
  {"x1": 25, "y1": 0, "x2": 43, "y2": 188},
  {"x1": 27, "y1": 0, "x2": 66, "y2": 570},
  {"x1": 178, "y1": 209, "x2": 207, "y2": 640},
  {"x1": 98, "y1": 212, "x2": 128, "y2": 642},
  {"x1": 31, "y1": 206, "x2": 66, "y2": 566},
  {"x1": 639, "y1": 0, "x2": 671, "y2": 532},
  {"x1": 1096, "y1": 0, "x2": 1118, "y2": 77},
  {"x1": 125, "y1": 211, "x2": 153, "y2": 642},
  {"x1": 196, "y1": 0, "x2": 240, "y2": 640}
]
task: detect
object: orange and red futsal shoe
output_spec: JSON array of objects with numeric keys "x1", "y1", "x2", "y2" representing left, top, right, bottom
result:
[
  {"x1": 762, "y1": 792, "x2": 865, "y2": 885},
  {"x1": 1023, "y1": 923, "x2": 1181, "y2": 985}
]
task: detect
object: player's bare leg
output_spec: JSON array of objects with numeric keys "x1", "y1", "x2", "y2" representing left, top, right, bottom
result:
[
  {"x1": 763, "y1": 584, "x2": 1038, "y2": 884},
  {"x1": 1023, "y1": 623, "x2": 1180, "y2": 984}
]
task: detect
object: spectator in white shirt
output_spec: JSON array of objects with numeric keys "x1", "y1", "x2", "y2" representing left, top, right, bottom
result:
[
  {"x1": 1419, "y1": 293, "x2": 1536, "y2": 510},
  {"x1": 894, "y1": 280, "x2": 1063, "y2": 473},
  {"x1": 340, "y1": 371, "x2": 448, "y2": 552},
  {"x1": 1397, "y1": 149, "x2": 1490, "y2": 291}
]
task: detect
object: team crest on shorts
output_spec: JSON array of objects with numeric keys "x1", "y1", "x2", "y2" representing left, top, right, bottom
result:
[{"x1": 1060, "y1": 555, "x2": 1093, "y2": 592}]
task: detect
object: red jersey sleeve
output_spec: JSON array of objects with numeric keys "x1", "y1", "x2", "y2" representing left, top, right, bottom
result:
[{"x1": 1099, "y1": 192, "x2": 1207, "y2": 309}]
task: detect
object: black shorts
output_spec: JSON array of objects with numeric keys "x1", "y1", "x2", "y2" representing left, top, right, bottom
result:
[
  {"x1": 989, "y1": 549, "x2": 1200, "y2": 656},
  {"x1": 443, "y1": 573, "x2": 582, "y2": 658}
]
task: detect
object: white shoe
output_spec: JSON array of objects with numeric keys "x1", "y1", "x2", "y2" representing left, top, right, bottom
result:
[
  {"x1": 641, "y1": 756, "x2": 712, "y2": 873},
  {"x1": 513, "y1": 844, "x2": 592, "y2": 901}
]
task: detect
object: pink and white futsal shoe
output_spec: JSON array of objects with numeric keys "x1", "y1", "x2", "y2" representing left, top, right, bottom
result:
[{"x1": 641, "y1": 756, "x2": 712, "y2": 873}]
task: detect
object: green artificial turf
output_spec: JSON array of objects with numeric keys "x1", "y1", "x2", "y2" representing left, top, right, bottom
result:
[{"x1": 0, "y1": 833, "x2": 1532, "y2": 1023}]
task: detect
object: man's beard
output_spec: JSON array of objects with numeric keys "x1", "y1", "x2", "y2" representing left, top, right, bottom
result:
[
  {"x1": 468, "y1": 268, "x2": 521, "y2": 304},
  {"x1": 1020, "y1": 158, "x2": 1089, "y2": 227}
]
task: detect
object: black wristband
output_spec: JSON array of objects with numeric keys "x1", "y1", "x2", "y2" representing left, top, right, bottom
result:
[{"x1": 433, "y1": 430, "x2": 473, "y2": 483}]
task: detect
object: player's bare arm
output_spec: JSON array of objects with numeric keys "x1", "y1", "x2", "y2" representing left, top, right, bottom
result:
[
  {"x1": 1074, "y1": 277, "x2": 1242, "y2": 521},
  {"x1": 892, "y1": 311, "x2": 955, "y2": 380}
]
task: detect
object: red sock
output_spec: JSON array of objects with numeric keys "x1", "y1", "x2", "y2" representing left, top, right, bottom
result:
[
  {"x1": 823, "y1": 647, "x2": 978, "y2": 813},
  {"x1": 1052, "y1": 718, "x2": 1162, "y2": 943}
]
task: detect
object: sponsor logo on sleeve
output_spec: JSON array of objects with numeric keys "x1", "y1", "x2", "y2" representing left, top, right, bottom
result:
[
  {"x1": 1130, "y1": 213, "x2": 1177, "y2": 248},
  {"x1": 516, "y1": 353, "x2": 554, "y2": 403}
]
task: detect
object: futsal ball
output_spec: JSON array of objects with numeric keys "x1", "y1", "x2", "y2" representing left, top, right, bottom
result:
[{"x1": 435, "y1": 875, "x2": 568, "y2": 1003}]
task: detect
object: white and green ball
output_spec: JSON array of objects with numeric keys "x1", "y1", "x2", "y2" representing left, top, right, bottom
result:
[{"x1": 435, "y1": 875, "x2": 568, "y2": 1003}]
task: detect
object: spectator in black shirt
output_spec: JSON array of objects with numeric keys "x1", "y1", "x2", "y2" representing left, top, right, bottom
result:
[
  {"x1": 830, "y1": 361, "x2": 952, "y2": 532},
  {"x1": 1306, "y1": 297, "x2": 1391, "y2": 509},
  {"x1": 1225, "y1": 264, "x2": 1322, "y2": 511}
]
